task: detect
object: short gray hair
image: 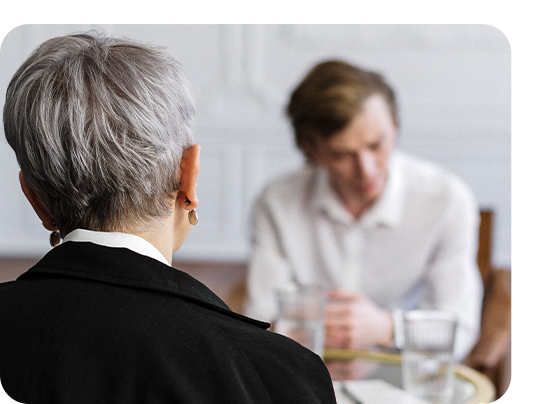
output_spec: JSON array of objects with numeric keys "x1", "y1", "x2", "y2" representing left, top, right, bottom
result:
[{"x1": 4, "y1": 32, "x2": 195, "y2": 236}]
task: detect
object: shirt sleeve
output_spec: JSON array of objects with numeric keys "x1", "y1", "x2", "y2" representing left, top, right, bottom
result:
[
  {"x1": 419, "y1": 185, "x2": 484, "y2": 361},
  {"x1": 243, "y1": 192, "x2": 293, "y2": 323}
]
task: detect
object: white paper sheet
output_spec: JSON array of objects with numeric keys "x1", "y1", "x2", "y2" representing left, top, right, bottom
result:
[{"x1": 334, "y1": 379, "x2": 431, "y2": 404}]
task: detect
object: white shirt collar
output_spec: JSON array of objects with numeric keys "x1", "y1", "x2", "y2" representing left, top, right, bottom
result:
[
  {"x1": 311, "y1": 152, "x2": 405, "y2": 228},
  {"x1": 63, "y1": 229, "x2": 170, "y2": 266}
]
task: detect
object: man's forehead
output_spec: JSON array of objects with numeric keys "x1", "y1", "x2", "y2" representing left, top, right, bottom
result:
[
  {"x1": 323, "y1": 126, "x2": 388, "y2": 152},
  {"x1": 324, "y1": 97, "x2": 396, "y2": 150}
]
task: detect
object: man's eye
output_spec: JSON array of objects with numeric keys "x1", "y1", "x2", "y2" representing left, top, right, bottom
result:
[{"x1": 369, "y1": 142, "x2": 382, "y2": 151}]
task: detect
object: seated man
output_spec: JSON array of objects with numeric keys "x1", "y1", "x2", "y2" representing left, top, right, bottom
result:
[{"x1": 244, "y1": 60, "x2": 483, "y2": 363}]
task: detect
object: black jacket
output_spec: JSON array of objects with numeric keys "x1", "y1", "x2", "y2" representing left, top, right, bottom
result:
[{"x1": 0, "y1": 242, "x2": 336, "y2": 404}]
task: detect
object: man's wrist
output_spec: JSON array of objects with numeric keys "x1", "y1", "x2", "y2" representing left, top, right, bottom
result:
[
  {"x1": 378, "y1": 310, "x2": 395, "y2": 347},
  {"x1": 391, "y1": 309, "x2": 405, "y2": 349}
]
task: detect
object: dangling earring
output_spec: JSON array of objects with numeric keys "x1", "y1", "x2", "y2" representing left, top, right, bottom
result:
[
  {"x1": 50, "y1": 220, "x2": 60, "y2": 247},
  {"x1": 184, "y1": 197, "x2": 198, "y2": 225},
  {"x1": 50, "y1": 231, "x2": 61, "y2": 247},
  {"x1": 188, "y1": 209, "x2": 198, "y2": 226}
]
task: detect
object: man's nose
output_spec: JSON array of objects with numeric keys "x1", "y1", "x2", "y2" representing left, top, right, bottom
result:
[{"x1": 354, "y1": 152, "x2": 376, "y2": 179}]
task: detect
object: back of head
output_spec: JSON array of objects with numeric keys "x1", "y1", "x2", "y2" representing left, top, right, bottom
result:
[
  {"x1": 3, "y1": 32, "x2": 195, "y2": 236},
  {"x1": 286, "y1": 60, "x2": 397, "y2": 156}
]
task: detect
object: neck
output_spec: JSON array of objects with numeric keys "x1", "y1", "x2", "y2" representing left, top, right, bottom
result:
[
  {"x1": 131, "y1": 202, "x2": 191, "y2": 265},
  {"x1": 131, "y1": 219, "x2": 176, "y2": 265},
  {"x1": 330, "y1": 182, "x2": 376, "y2": 219},
  {"x1": 342, "y1": 195, "x2": 375, "y2": 219}
]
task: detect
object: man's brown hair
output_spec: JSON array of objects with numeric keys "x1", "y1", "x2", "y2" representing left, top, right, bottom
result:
[{"x1": 286, "y1": 60, "x2": 397, "y2": 156}]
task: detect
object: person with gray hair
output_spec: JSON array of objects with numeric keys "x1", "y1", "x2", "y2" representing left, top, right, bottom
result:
[{"x1": 0, "y1": 33, "x2": 336, "y2": 404}]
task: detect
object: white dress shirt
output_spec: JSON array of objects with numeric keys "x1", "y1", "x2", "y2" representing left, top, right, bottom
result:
[
  {"x1": 244, "y1": 151, "x2": 483, "y2": 360},
  {"x1": 63, "y1": 229, "x2": 170, "y2": 266}
]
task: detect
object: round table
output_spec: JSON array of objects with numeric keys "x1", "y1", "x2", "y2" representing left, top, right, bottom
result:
[{"x1": 323, "y1": 348, "x2": 496, "y2": 404}]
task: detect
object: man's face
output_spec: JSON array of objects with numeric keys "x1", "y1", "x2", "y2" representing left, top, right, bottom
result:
[{"x1": 310, "y1": 94, "x2": 397, "y2": 206}]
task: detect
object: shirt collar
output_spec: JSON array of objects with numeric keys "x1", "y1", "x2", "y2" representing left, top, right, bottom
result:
[
  {"x1": 311, "y1": 166, "x2": 355, "y2": 224},
  {"x1": 63, "y1": 228, "x2": 170, "y2": 266},
  {"x1": 311, "y1": 152, "x2": 404, "y2": 228}
]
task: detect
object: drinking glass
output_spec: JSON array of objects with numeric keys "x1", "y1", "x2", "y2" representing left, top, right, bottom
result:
[
  {"x1": 402, "y1": 310, "x2": 458, "y2": 404},
  {"x1": 275, "y1": 284, "x2": 327, "y2": 357}
]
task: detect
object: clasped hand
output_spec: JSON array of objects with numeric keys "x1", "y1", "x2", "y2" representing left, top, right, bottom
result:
[{"x1": 324, "y1": 289, "x2": 394, "y2": 349}]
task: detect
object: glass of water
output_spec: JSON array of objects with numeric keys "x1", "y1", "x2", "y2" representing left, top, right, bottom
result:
[
  {"x1": 275, "y1": 284, "x2": 327, "y2": 357},
  {"x1": 402, "y1": 310, "x2": 458, "y2": 404}
]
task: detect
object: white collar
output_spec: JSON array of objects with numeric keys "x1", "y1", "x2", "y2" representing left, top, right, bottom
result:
[
  {"x1": 63, "y1": 229, "x2": 170, "y2": 266},
  {"x1": 311, "y1": 152, "x2": 404, "y2": 228}
]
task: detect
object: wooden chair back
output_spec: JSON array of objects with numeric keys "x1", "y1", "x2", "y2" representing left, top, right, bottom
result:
[
  {"x1": 465, "y1": 208, "x2": 511, "y2": 398},
  {"x1": 477, "y1": 209, "x2": 494, "y2": 285}
]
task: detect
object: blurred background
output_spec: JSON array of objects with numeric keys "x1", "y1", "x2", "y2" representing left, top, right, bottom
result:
[
  {"x1": 0, "y1": 24, "x2": 510, "y2": 270},
  {"x1": 0, "y1": 11, "x2": 523, "y2": 270}
]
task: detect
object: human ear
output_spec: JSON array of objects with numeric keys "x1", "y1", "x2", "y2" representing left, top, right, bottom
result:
[
  {"x1": 303, "y1": 142, "x2": 320, "y2": 164},
  {"x1": 19, "y1": 171, "x2": 57, "y2": 231},
  {"x1": 177, "y1": 144, "x2": 200, "y2": 210}
]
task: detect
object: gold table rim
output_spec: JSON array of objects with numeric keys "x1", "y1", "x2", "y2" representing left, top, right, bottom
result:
[{"x1": 323, "y1": 348, "x2": 496, "y2": 404}]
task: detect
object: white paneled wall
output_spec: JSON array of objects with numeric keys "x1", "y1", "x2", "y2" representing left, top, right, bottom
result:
[{"x1": 0, "y1": 25, "x2": 511, "y2": 267}]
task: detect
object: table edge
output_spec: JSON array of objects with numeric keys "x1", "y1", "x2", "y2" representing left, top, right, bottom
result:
[{"x1": 323, "y1": 348, "x2": 496, "y2": 404}]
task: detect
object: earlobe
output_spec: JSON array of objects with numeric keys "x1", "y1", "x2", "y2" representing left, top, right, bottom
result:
[
  {"x1": 19, "y1": 171, "x2": 57, "y2": 231},
  {"x1": 303, "y1": 141, "x2": 320, "y2": 165}
]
